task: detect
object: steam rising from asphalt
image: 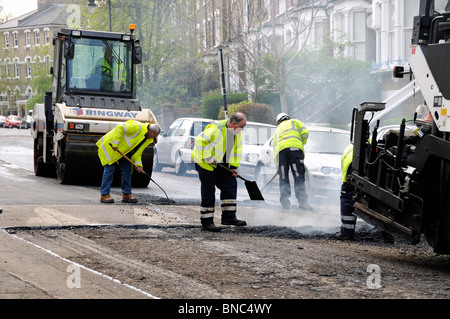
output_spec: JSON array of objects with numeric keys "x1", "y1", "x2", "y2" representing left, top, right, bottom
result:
[{"x1": 235, "y1": 183, "x2": 343, "y2": 236}]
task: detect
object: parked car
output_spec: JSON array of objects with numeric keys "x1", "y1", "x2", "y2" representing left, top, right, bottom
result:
[
  {"x1": 20, "y1": 115, "x2": 33, "y2": 129},
  {"x1": 238, "y1": 121, "x2": 276, "y2": 179},
  {"x1": 0, "y1": 115, "x2": 5, "y2": 127},
  {"x1": 153, "y1": 117, "x2": 214, "y2": 175},
  {"x1": 373, "y1": 124, "x2": 417, "y2": 141},
  {"x1": 4, "y1": 115, "x2": 22, "y2": 128},
  {"x1": 255, "y1": 125, "x2": 351, "y2": 198}
]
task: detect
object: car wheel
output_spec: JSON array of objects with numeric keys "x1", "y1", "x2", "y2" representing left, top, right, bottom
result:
[
  {"x1": 153, "y1": 151, "x2": 163, "y2": 172},
  {"x1": 174, "y1": 154, "x2": 186, "y2": 176},
  {"x1": 255, "y1": 163, "x2": 274, "y2": 192}
]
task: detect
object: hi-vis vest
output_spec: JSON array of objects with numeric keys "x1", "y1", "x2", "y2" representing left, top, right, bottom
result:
[
  {"x1": 341, "y1": 144, "x2": 354, "y2": 183},
  {"x1": 97, "y1": 120, "x2": 152, "y2": 166},
  {"x1": 94, "y1": 57, "x2": 127, "y2": 88},
  {"x1": 273, "y1": 119, "x2": 309, "y2": 165},
  {"x1": 191, "y1": 119, "x2": 243, "y2": 171}
]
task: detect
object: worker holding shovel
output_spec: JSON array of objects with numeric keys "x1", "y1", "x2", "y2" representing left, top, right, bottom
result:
[
  {"x1": 97, "y1": 120, "x2": 160, "y2": 203},
  {"x1": 192, "y1": 112, "x2": 248, "y2": 232}
]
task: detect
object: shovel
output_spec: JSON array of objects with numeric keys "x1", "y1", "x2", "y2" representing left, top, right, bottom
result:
[
  {"x1": 260, "y1": 171, "x2": 278, "y2": 192},
  {"x1": 109, "y1": 143, "x2": 172, "y2": 202},
  {"x1": 218, "y1": 164, "x2": 264, "y2": 201}
]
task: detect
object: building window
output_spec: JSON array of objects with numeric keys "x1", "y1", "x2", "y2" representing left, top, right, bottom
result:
[
  {"x1": 353, "y1": 11, "x2": 366, "y2": 60},
  {"x1": 25, "y1": 30, "x2": 31, "y2": 47},
  {"x1": 34, "y1": 29, "x2": 40, "y2": 46},
  {"x1": 12, "y1": 31, "x2": 18, "y2": 48},
  {"x1": 25, "y1": 57, "x2": 32, "y2": 78},
  {"x1": 314, "y1": 21, "x2": 323, "y2": 48},
  {"x1": 44, "y1": 55, "x2": 51, "y2": 72},
  {"x1": 4, "y1": 32, "x2": 9, "y2": 49},
  {"x1": 4, "y1": 58, "x2": 10, "y2": 78},
  {"x1": 13, "y1": 58, "x2": 19, "y2": 78},
  {"x1": 44, "y1": 28, "x2": 50, "y2": 45},
  {"x1": 388, "y1": 0, "x2": 395, "y2": 61},
  {"x1": 26, "y1": 86, "x2": 33, "y2": 99}
]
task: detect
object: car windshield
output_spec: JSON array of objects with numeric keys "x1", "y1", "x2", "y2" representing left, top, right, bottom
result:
[
  {"x1": 242, "y1": 124, "x2": 276, "y2": 146},
  {"x1": 305, "y1": 131, "x2": 350, "y2": 154},
  {"x1": 66, "y1": 38, "x2": 132, "y2": 93}
]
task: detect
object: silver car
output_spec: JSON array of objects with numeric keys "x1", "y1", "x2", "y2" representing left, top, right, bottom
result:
[
  {"x1": 255, "y1": 125, "x2": 351, "y2": 198},
  {"x1": 238, "y1": 121, "x2": 276, "y2": 179},
  {"x1": 153, "y1": 117, "x2": 214, "y2": 175}
]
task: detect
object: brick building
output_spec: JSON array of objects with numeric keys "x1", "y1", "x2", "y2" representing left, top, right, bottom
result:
[{"x1": 0, "y1": 0, "x2": 69, "y2": 116}]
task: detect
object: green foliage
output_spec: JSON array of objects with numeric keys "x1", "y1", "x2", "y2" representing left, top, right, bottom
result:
[
  {"x1": 252, "y1": 91, "x2": 282, "y2": 115},
  {"x1": 26, "y1": 62, "x2": 52, "y2": 110},
  {"x1": 202, "y1": 91, "x2": 247, "y2": 119},
  {"x1": 218, "y1": 100, "x2": 274, "y2": 124}
]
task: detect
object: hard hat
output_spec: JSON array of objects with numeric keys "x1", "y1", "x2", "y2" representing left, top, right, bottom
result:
[{"x1": 276, "y1": 113, "x2": 290, "y2": 125}]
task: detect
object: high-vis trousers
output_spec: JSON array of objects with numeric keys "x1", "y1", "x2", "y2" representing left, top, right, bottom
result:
[
  {"x1": 196, "y1": 164, "x2": 238, "y2": 226},
  {"x1": 339, "y1": 182, "x2": 356, "y2": 237},
  {"x1": 277, "y1": 148, "x2": 307, "y2": 208}
]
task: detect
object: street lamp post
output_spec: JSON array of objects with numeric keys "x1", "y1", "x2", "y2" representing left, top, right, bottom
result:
[{"x1": 87, "y1": 0, "x2": 112, "y2": 32}]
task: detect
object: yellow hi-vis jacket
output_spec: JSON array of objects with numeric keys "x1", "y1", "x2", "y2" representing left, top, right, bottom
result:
[
  {"x1": 191, "y1": 119, "x2": 243, "y2": 171},
  {"x1": 341, "y1": 144, "x2": 354, "y2": 183},
  {"x1": 273, "y1": 119, "x2": 309, "y2": 166},
  {"x1": 97, "y1": 120, "x2": 153, "y2": 167}
]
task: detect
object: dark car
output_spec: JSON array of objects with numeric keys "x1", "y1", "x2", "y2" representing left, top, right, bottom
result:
[{"x1": 4, "y1": 115, "x2": 21, "y2": 128}]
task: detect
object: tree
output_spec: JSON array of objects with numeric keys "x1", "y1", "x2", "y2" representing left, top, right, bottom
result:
[
  {"x1": 0, "y1": 1, "x2": 12, "y2": 23},
  {"x1": 224, "y1": 0, "x2": 326, "y2": 113}
]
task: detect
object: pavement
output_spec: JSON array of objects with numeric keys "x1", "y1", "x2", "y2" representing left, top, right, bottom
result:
[{"x1": 0, "y1": 204, "x2": 164, "y2": 299}]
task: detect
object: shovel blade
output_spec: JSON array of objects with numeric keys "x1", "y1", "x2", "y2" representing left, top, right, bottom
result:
[{"x1": 244, "y1": 181, "x2": 264, "y2": 201}]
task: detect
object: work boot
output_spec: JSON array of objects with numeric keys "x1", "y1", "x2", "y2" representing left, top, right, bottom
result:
[
  {"x1": 299, "y1": 202, "x2": 314, "y2": 212},
  {"x1": 334, "y1": 231, "x2": 354, "y2": 241},
  {"x1": 201, "y1": 223, "x2": 221, "y2": 232},
  {"x1": 100, "y1": 194, "x2": 114, "y2": 203},
  {"x1": 281, "y1": 199, "x2": 290, "y2": 210},
  {"x1": 380, "y1": 231, "x2": 395, "y2": 244},
  {"x1": 122, "y1": 193, "x2": 138, "y2": 203},
  {"x1": 221, "y1": 216, "x2": 247, "y2": 227},
  {"x1": 201, "y1": 217, "x2": 221, "y2": 232}
]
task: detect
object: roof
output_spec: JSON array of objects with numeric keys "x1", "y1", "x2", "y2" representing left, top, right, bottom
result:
[
  {"x1": 0, "y1": 4, "x2": 68, "y2": 30},
  {"x1": 0, "y1": 11, "x2": 38, "y2": 29}
]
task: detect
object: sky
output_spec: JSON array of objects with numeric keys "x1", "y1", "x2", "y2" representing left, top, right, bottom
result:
[{"x1": 1, "y1": 0, "x2": 37, "y2": 18}]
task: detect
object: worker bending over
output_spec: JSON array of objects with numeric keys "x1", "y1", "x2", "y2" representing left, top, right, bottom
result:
[
  {"x1": 192, "y1": 112, "x2": 248, "y2": 232},
  {"x1": 97, "y1": 120, "x2": 160, "y2": 204}
]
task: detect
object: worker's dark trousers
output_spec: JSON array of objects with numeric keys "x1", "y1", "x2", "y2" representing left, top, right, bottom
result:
[
  {"x1": 340, "y1": 182, "x2": 356, "y2": 237},
  {"x1": 196, "y1": 164, "x2": 238, "y2": 226},
  {"x1": 277, "y1": 148, "x2": 307, "y2": 208}
]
